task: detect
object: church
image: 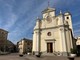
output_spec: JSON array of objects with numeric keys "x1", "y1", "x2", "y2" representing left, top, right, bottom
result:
[{"x1": 32, "y1": 7, "x2": 74, "y2": 56}]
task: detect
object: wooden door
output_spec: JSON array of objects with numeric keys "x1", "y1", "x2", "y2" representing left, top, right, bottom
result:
[{"x1": 47, "y1": 43, "x2": 53, "y2": 53}]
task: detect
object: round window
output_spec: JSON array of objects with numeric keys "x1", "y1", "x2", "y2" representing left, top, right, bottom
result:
[{"x1": 47, "y1": 32, "x2": 51, "y2": 36}]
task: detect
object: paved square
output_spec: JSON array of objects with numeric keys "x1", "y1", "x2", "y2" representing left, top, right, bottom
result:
[{"x1": 0, "y1": 53, "x2": 80, "y2": 60}]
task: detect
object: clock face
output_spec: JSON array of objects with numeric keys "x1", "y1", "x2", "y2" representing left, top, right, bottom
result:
[{"x1": 46, "y1": 16, "x2": 52, "y2": 23}]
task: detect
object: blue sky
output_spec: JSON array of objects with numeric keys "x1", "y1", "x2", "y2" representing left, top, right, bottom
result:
[{"x1": 0, "y1": 0, "x2": 80, "y2": 44}]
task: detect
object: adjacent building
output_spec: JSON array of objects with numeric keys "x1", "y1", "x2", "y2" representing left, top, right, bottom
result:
[
  {"x1": 32, "y1": 7, "x2": 75, "y2": 56},
  {"x1": 0, "y1": 29, "x2": 8, "y2": 52},
  {"x1": 76, "y1": 37, "x2": 80, "y2": 45},
  {"x1": 17, "y1": 38, "x2": 32, "y2": 54},
  {"x1": 76, "y1": 37, "x2": 80, "y2": 55},
  {"x1": 6, "y1": 40, "x2": 16, "y2": 53}
]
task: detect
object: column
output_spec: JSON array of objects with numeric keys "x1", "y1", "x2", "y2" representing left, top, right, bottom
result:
[
  {"x1": 35, "y1": 20, "x2": 41, "y2": 56},
  {"x1": 60, "y1": 28, "x2": 68, "y2": 56}
]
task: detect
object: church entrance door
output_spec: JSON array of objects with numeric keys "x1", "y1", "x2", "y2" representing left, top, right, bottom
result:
[{"x1": 47, "y1": 43, "x2": 53, "y2": 53}]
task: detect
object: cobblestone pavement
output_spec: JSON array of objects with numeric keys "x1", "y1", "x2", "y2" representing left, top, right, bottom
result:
[
  {"x1": 0, "y1": 53, "x2": 80, "y2": 60},
  {"x1": 0, "y1": 53, "x2": 28, "y2": 60}
]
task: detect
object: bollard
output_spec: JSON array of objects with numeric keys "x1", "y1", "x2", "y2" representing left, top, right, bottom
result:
[
  {"x1": 19, "y1": 53, "x2": 23, "y2": 57},
  {"x1": 68, "y1": 57, "x2": 75, "y2": 60},
  {"x1": 36, "y1": 54, "x2": 41, "y2": 57},
  {"x1": 19, "y1": 54, "x2": 23, "y2": 57},
  {"x1": 35, "y1": 52, "x2": 41, "y2": 57}
]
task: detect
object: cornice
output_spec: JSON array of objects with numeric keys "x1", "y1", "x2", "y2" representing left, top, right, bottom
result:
[{"x1": 34, "y1": 25, "x2": 69, "y2": 31}]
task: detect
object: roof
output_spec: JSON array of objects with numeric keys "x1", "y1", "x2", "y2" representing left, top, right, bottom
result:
[
  {"x1": 23, "y1": 38, "x2": 32, "y2": 41},
  {"x1": 42, "y1": 7, "x2": 55, "y2": 14},
  {"x1": 64, "y1": 12, "x2": 71, "y2": 16},
  {"x1": 77, "y1": 37, "x2": 80, "y2": 39},
  {"x1": 7, "y1": 40, "x2": 14, "y2": 45},
  {"x1": 17, "y1": 38, "x2": 32, "y2": 43},
  {"x1": 0, "y1": 29, "x2": 8, "y2": 33}
]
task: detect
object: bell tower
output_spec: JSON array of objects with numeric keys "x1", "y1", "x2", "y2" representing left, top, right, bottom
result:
[{"x1": 64, "y1": 12, "x2": 73, "y2": 33}]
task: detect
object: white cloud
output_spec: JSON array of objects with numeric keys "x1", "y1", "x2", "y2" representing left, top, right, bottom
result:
[
  {"x1": 0, "y1": 0, "x2": 18, "y2": 30},
  {"x1": 74, "y1": 30, "x2": 80, "y2": 33},
  {"x1": 3, "y1": 13, "x2": 18, "y2": 30},
  {"x1": 73, "y1": 22, "x2": 80, "y2": 26}
]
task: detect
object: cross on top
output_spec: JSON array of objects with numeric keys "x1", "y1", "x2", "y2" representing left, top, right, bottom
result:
[{"x1": 48, "y1": 0, "x2": 50, "y2": 7}]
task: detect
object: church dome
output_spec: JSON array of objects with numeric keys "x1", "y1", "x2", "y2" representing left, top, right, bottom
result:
[{"x1": 64, "y1": 12, "x2": 71, "y2": 15}]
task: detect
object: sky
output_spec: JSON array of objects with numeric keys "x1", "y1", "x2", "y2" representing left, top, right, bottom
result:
[{"x1": 0, "y1": 0, "x2": 80, "y2": 44}]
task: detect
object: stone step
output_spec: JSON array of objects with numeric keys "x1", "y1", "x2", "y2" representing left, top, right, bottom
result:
[{"x1": 42, "y1": 53, "x2": 56, "y2": 56}]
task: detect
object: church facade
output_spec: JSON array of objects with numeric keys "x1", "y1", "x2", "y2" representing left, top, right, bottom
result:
[{"x1": 32, "y1": 7, "x2": 74, "y2": 56}]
